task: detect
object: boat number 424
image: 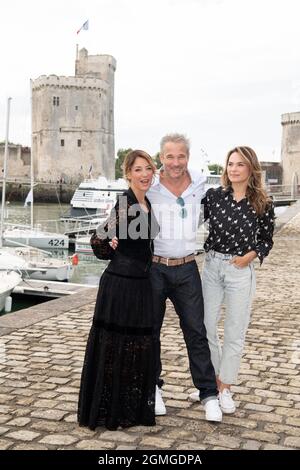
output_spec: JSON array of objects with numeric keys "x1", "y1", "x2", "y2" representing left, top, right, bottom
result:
[{"x1": 48, "y1": 239, "x2": 65, "y2": 247}]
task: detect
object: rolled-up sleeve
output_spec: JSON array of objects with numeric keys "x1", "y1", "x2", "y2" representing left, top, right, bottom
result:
[{"x1": 255, "y1": 202, "x2": 275, "y2": 264}]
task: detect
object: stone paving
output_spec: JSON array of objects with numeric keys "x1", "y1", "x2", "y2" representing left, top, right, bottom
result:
[{"x1": 0, "y1": 208, "x2": 299, "y2": 451}]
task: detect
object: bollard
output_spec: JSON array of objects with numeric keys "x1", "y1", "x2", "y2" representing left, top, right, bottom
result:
[{"x1": 4, "y1": 296, "x2": 12, "y2": 313}]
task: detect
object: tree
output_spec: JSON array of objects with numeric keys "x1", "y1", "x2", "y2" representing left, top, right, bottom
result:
[
  {"x1": 153, "y1": 152, "x2": 162, "y2": 170},
  {"x1": 208, "y1": 163, "x2": 223, "y2": 175},
  {"x1": 0, "y1": 141, "x2": 15, "y2": 145},
  {"x1": 115, "y1": 148, "x2": 132, "y2": 179}
]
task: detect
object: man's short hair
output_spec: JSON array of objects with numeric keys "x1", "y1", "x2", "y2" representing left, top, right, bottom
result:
[{"x1": 160, "y1": 133, "x2": 190, "y2": 156}]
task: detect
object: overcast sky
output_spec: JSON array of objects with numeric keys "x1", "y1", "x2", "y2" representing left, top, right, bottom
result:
[{"x1": 0, "y1": 0, "x2": 299, "y2": 168}]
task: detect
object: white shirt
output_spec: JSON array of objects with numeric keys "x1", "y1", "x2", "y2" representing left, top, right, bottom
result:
[{"x1": 147, "y1": 169, "x2": 206, "y2": 258}]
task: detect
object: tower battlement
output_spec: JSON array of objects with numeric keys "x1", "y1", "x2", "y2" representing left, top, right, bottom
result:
[
  {"x1": 32, "y1": 74, "x2": 107, "y2": 93},
  {"x1": 75, "y1": 48, "x2": 116, "y2": 78},
  {"x1": 281, "y1": 112, "x2": 300, "y2": 126}
]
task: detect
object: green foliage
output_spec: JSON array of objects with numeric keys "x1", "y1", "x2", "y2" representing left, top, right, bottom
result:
[
  {"x1": 208, "y1": 163, "x2": 223, "y2": 175},
  {"x1": 153, "y1": 152, "x2": 162, "y2": 169},
  {"x1": 115, "y1": 148, "x2": 132, "y2": 179}
]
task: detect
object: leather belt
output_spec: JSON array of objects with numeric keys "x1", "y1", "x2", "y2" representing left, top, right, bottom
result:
[{"x1": 152, "y1": 254, "x2": 195, "y2": 267}]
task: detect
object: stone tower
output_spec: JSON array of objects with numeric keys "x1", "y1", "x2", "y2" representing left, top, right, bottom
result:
[
  {"x1": 281, "y1": 112, "x2": 300, "y2": 187},
  {"x1": 31, "y1": 48, "x2": 116, "y2": 183}
]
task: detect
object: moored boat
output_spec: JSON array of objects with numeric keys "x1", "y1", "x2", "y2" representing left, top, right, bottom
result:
[{"x1": 0, "y1": 270, "x2": 22, "y2": 312}]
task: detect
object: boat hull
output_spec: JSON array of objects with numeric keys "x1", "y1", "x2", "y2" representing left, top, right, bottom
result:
[
  {"x1": 0, "y1": 271, "x2": 22, "y2": 312},
  {"x1": 75, "y1": 236, "x2": 93, "y2": 254},
  {"x1": 4, "y1": 231, "x2": 69, "y2": 250},
  {"x1": 24, "y1": 265, "x2": 74, "y2": 282}
]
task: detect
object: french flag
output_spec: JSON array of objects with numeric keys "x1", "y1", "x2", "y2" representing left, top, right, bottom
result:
[{"x1": 77, "y1": 20, "x2": 89, "y2": 35}]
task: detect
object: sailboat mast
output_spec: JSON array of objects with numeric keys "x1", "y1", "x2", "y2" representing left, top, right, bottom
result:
[
  {"x1": 30, "y1": 81, "x2": 34, "y2": 230},
  {"x1": 30, "y1": 137, "x2": 34, "y2": 230},
  {"x1": 0, "y1": 97, "x2": 12, "y2": 248}
]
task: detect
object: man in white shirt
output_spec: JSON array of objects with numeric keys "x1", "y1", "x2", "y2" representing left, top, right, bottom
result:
[{"x1": 147, "y1": 133, "x2": 222, "y2": 422}]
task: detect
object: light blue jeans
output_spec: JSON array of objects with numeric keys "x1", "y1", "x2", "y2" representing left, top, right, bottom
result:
[{"x1": 202, "y1": 250, "x2": 256, "y2": 384}]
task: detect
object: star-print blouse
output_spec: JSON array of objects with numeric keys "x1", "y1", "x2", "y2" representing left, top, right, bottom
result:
[{"x1": 202, "y1": 186, "x2": 275, "y2": 264}]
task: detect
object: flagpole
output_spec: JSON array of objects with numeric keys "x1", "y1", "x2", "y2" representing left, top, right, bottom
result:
[
  {"x1": 30, "y1": 80, "x2": 34, "y2": 229},
  {"x1": 0, "y1": 97, "x2": 12, "y2": 248}
]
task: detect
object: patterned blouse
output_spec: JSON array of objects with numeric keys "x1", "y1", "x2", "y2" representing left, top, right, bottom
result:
[{"x1": 202, "y1": 186, "x2": 275, "y2": 264}]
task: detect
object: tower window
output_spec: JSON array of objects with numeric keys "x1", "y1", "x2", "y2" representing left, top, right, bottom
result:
[
  {"x1": 61, "y1": 139, "x2": 64, "y2": 147},
  {"x1": 77, "y1": 139, "x2": 81, "y2": 147},
  {"x1": 75, "y1": 105, "x2": 78, "y2": 110},
  {"x1": 53, "y1": 96, "x2": 60, "y2": 106}
]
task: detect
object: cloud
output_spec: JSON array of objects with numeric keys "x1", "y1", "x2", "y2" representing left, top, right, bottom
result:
[{"x1": 0, "y1": 0, "x2": 299, "y2": 166}]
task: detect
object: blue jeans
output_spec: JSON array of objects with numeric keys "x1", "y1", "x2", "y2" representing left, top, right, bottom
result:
[
  {"x1": 150, "y1": 260, "x2": 218, "y2": 401},
  {"x1": 202, "y1": 251, "x2": 256, "y2": 384}
]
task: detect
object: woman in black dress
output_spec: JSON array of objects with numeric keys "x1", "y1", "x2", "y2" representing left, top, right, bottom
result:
[{"x1": 78, "y1": 150, "x2": 159, "y2": 430}]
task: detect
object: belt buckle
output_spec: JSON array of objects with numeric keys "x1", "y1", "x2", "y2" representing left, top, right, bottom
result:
[{"x1": 166, "y1": 257, "x2": 170, "y2": 266}]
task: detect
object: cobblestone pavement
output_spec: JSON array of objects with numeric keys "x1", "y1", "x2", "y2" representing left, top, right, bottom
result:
[{"x1": 0, "y1": 211, "x2": 299, "y2": 451}]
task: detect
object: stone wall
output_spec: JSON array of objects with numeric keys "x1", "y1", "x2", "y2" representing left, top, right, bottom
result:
[
  {"x1": 281, "y1": 112, "x2": 300, "y2": 187},
  {"x1": 0, "y1": 144, "x2": 30, "y2": 179},
  {"x1": 0, "y1": 182, "x2": 76, "y2": 204}
]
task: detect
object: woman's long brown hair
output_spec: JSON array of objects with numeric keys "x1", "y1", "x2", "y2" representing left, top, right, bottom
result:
[{"x1": 221, "y1": 146, "x2": 272, "y2": 216}]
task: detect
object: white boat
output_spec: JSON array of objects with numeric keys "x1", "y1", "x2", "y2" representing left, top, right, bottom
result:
[
  {"x1": 75, "y1": 235, "x2": 93, "y2": 255},
  {"x1": 0, "y1": 248, "x2": 75, "y2": 282},
  {"x1": 63, "y1": 176, "x2": 128, "y2": 219},
  {"x1": 1, "y1": 97, "x2": 69, "y2": 251},
  {"x1": 3, "y1": 225, "x2": 69, "y2": 250},
  {"x1": 0, "y1": 270, "x2": 22, "y2": 312},
  {"x1": 0, "y1": 98, "x2": 74, "y2": 283}
]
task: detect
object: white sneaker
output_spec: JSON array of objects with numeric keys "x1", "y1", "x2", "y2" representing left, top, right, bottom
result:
[
  {"x1": 188, "y1": 390, "x2": 200, "y2": 402},
  {"x1": 219, "y1": 388, "x2": 236, "y2": 414},
  {"x1": 203, "y1": 398, "x2": 222, "y2": 422},
  {"x1": 155, "y1": 385, "x2": 166, "y2": 416}
]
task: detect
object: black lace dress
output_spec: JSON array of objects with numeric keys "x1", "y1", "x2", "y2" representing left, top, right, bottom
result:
[{"x1": 77, "y1": 188, "x2": 160, "y2": 430}]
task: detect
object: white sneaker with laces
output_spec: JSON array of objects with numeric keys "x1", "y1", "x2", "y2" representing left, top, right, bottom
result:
[
  {"x1": 188, "y1": 390, "x2": 200, "y2": 402},
  {"x1": 203, "y1": 398, "x2": 222, "y2": 422},
  {"x1": 219, "y1": 388, "x2": 236, "y2": 414},
  {"x1": 155, "y1": 385, "x2": 166, "y2": 416}
]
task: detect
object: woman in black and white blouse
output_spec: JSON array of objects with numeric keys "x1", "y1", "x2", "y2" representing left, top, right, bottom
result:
[{"x1": 190, "y1": 146, "x2": 275, "y2": 414}]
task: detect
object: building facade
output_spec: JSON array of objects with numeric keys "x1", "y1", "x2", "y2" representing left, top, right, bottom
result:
[
  {"x1": 0, "y1": 144, "x2": 30, "y2": 179},
  {"x1": 260, "y1": 161, "x2": 283, "y2": 185},
  {"x1": 31, "y1": 48, "x2": 116, "y2": 183},
  {"x1": 281, "y1": 112, "x2": 300, "y2": 189}
]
